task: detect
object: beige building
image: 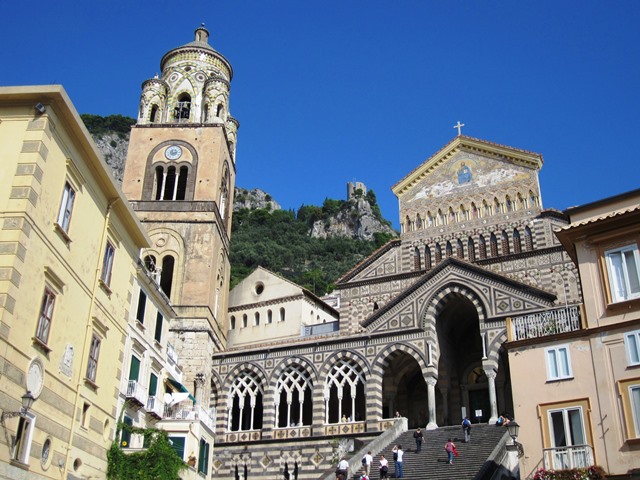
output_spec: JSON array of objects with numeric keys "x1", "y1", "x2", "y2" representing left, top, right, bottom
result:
[
  {"x1": 0, "y1": 86, "x2": 149, "y2": 479},
  {"x1": 508, "y1": 188, "x2": 640, "y2": 479}
]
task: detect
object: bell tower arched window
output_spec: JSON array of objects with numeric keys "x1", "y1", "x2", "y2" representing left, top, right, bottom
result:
[
  {"x1": 160, "y1": 255, "x2": 175, "y2": 298},
  {"x1": 446, "y1": 241, "x2": 453, "y2": 258},
  {"x1": 150, "y1": 104, "x2": 159, "y2": 123},
  {"x1": 457, "y1": 239, "x2": 464, "y2": 259},
  {"x1": 174, "y1": 93, "x2": 191, "y2": 122},
  {"x1": 154, "y1": 165, "x2": 189, "y2": 201}
]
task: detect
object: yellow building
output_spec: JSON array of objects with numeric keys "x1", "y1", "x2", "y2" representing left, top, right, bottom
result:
[
  {"x1": 508, "y1": 188, "x2": 640, "y2": 478},
  {"x1": 0, "y1": 86, "x2": 149, "y2": 479}
]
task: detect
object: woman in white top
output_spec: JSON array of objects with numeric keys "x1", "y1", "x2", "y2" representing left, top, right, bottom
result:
[{"x1": 379, "y1": 454, "x2": 389, "y2": 479}]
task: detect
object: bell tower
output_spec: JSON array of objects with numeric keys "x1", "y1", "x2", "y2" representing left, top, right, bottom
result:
[{"x1": 122, "y1": 25, "x2": 238, "y2": 401}]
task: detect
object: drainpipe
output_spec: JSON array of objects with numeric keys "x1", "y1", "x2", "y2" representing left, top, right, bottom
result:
[{"x1": 63, "y1": 198, "x2": 119, "y2": 477}]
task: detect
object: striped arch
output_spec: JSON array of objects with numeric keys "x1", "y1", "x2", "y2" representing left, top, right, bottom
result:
[
  {"x1": 223, "y1": 363, "x2": 268, "y2": 432},
  {"x1": 484, "y1": 329, "x2": 508, "y2": 369},
  {"x1": 269, "y1": 356, "x2": 319, "y2": 388},
  {"x1": 269, "y1": 357, "x2": 317, "y2": 428},
  {"x1": 317, "y1": 349, "x2": 371, "y2": 380}
]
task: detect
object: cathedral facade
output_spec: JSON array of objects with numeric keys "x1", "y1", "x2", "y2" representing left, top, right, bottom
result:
[{"x1": 119, "y1": 27, "x2": 583, "y2": 480}]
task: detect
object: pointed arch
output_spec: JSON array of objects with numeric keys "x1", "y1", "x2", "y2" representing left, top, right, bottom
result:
[
  {"x1": 524, "y1": 226, "x2": 534, "y2": 251},
  {"x1": 471, "y1": 202, "x2": 479, "y2": 219},
  {"x1": 468, "y1": 237, "x2": 476, "y2": 262},
  {"x1": 505, "y1": 195, "x2": 514, "y2": 212},
  {"x1": 501, "y1": 231, "x2": 510, "y2": 255},
  {"x1": 445, "y1": 241, "x2": 453, "y2": 258},
  {"x1": 494, "y1": 197, "x2": 502, "y2": 214},
  {"x1": 414, "y1": 246, "x2": 421, "y2": 271},
  {"x1": 490, "y1": 233, "x2": 498, "y2": 257},
  {"x1": 427, "y1": 211, "x2": 434, "y2": 227},
  {"x1": 479, "y1": 235, "x2": 487, "y2": 260},
  {"x1": 425, "y1": 246, "x2": 432, "y2": 270},
  {"x1": 483, "y1": 199, "x2": 491, "y2": 217},
  {"x1": 456, "y1": 239, "x2": 464, "y2": 259},
  {"x1": 513, "y1": 228, "x2": 522, "y2": 254},
  {"x1": 415, "y1": 214, "x2": 423, "y2": 230},
  {"x1": 435, "y1": 243, "x2": 442, "y2": 264}
]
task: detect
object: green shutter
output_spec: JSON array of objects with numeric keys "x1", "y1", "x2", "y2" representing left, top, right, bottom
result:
[
  {"x1": 154, "y1": 312, "x2": 163, "y2": 342},
  {"x1": 168, "y1": 436, "x2": 185, "y2": 460},
  {"x1": 149, "y1": 373, "x2": 158, "y2": 396},
  {"x1": 129, "y1": 356, "x2": 140, "y2": 381}
]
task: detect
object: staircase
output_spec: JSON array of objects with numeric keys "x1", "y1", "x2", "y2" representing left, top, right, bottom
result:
[{"x1": 350, "y1": 423, "x2": 510, "y2": 480}]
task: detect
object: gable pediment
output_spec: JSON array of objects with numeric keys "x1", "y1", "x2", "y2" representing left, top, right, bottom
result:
[{"x1": 363, "y1": 258, "x2": 556, "y2": 333}]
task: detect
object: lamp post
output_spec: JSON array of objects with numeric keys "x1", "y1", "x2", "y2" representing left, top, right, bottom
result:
[
  {"x1": 1, "y1": 390, "x2": 35, "y2": 421},
  {"x1": 507, "y1": 420, "x2": 520, "y2": 445}
]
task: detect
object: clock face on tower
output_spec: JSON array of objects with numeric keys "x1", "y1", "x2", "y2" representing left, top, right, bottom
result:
[{"x1": 165, "y1": 145, "x2": 183, "y2": 160}]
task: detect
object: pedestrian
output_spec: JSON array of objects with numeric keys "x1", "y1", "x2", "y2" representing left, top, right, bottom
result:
[
  {"x1": 394, "y1": 411, "x2": 401, "y2": 418},
  {"x1": 462, "y1": 417, "x2": 472, "y2": 443},
  {"x1": 379, "y1": 454, "x2": 389, "y2": 479},
  {"x1": 336, "y1": 456, "x2": 349, "y2": 480},
  {"x1": 363, "y1": 451, "x2": 373, "y2": 477},
  {"x1": 444, "y1": 438, "x2": 456, "y2": 465},
  {"x1": 394, "y1": 445, "x2": 404, "y2": 478},
  {"x1": 413, "y1": 428, "x2": 424, "y2": 452}
]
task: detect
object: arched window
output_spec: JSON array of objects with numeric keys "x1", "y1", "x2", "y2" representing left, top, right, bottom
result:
[
  {"x1": 150, "y1": 104, "x2": 159, "y2": 123},
  {"x1": 471, "y1": 202, "x2": 479, "y2": 219},
  {"x1": 437, "y1": 209, "x2": 445, "y2": 226},
  {"x1": 280, "y1": 308, "x2": 286, "y2": 322},
  {"x1": 414, "y1": 247, "x2": 421, "y2": 271},
  {"x1": 155, "y1": 164, "x2": 189, "y2": 201},
  {"x1": 494, "y1": 197, "x2": 502, "y2": 214},
  {"x1": 468, "y1": 237, "x2": 476, "y2": 262},
  {"x1": 483, "y1": 200, "x2": 491, "y2": 217},
  {"x1": 490, "y1": 233, "x2": 498, "y2": 257},
  {"x1": 513, "y1": 229, "x2": 522, "y2": 254},
  {"x1": 216, "y1": 104, "x2": 224, "y2": 118},
  {"x1": 524, "y1": 226, "x2": 534, "y2": 251},
  {"x1": 501, "y1": 231, "x2": 510, "y2": 255},
  {"x1": 230, "y1": 316, "x2": 236, "y2": 330},
  {"x1": 505, "y1": 196, "x2": 514, "y2": 212},
  {"x1": 267, "y1": 310, "x2": 273, "y2": 324},
  {"x1": 446, "y1": 241, "x2": 453, "y2": 258},
  {"x1": 275, "y1": 365, "x2": 313, "y2": 428},
  {"x1": 517, "y1": 193, "x2": 526, "y2": 209},
  {"x1": 448, "y1": 207, "x2": 456, "y2": 223},
  {"x1": 459, "y1": 205, "x2": 468, "y2": 221},
  {"x1": 404, "y1": 216, "x2": 412, "y2": 233},
  {"x1": 479, "y1": 235, "x2": 487, "y2": 259},
  {"x1": 174, "y1": 93, "x2": 191, "y2": 121},
  {"x1": 203, "y1": 104, "x2": 209, "y2": 123},
  {"x1": 220, "y1": 167, "x2": 230, "y2": 222},
  {"x1": 427, "y1": 211, "x2": 434, "y2": 227},
  {"x1": 227, "y1": 371, "x2": 263, "y2": 431},
  {"x1": 424, "y1": 247, "x2": 432, "y2": 270},
  {"x1": 242, "y1": 314, "x2": 248, "y2": 328},
  {"x1": 254, "y1": 312, "x2": 260, "y2": 326},
  {"x1": 435, "y1": 243, "x2": 442, "y2": 263},
  {"x1": 160, "y1": 256, "x2": 175, "y2": 298},
  {"x1": 529, "y1": 190, "x2": 539, "y2": 207},
  {"x1": 456, "y1": 239, "x2": 464, "y2": 259},
  {"x1": 415, "y1": 214, "x2": 422, "y2": 230},
  {"x1": 176, "y1": 166, "x2": 188, "y2": 200},
  {"x1": 324, "y1": 358, "x2": 365, "y2": 424}
]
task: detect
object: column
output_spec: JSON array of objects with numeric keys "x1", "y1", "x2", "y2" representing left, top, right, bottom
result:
[
  {"x1": 485, "y1": 369, "x2": 498, "y2": 424},
  {"x1": 426, "y1": 376, "x2": 438, "y2": 430}
]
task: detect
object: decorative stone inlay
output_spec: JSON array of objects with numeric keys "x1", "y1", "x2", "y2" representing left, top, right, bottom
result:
[{"x1": 260, "y1": 455, "x2": 271, "y2": 468}]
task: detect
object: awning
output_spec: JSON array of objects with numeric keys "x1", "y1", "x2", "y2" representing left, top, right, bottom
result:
[{"x1": 167, "y1": 378, "x2": 196, "y2": 403}]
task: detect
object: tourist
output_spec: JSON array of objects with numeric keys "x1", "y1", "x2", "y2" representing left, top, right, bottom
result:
[
  {"x1": 363, "y1": 451, "x2": 373, "y2": 477},
  {"x1": 462, "y1": 417, "x2": 472, "y2": 442},
  {"x1": 413, "y1": 427, "x2": 424, "y2": 452},
  {"x1": 394, "y1": 445, "x2": 404, "y2": 478},
  {"x1": 336, "y1": 457, "x2": 349, "y2": 480},
  {"x1": 444, "y1": 438, "x2": 456, "y2": 465},
  {"x1": 379, "y1": 454, "x2": 389, "y2": 479}
]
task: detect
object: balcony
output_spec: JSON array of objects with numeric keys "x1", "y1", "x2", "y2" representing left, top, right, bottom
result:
[
  {"x1": 509, "y1": 305, "x2": 582, "y2": 341},
  {"x1": 543, "y1": 444, "x2": 594, "y2": 470},
  {"x1": 163, "y1": 404, "x2": 215, "y2": 432},
  {"x1": 145, "y1": 395, "x2": 164, "y2": 419},
  {"x1": 126, "y1": 380, "x2": 147, "y2": 407}
]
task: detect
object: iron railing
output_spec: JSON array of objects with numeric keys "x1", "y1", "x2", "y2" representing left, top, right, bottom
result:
[
  {"x1": 543, "y1": 444, "x2": 594, "y2": 470},
  {"x1": 510, "y1": 305, "x2": 582, "y2": 341}
]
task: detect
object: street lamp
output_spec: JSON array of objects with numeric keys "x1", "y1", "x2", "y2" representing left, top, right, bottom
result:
[
  {"x1": 507, "y1": 420, "x2": 520, "y2": 444},
  {"x1": 1, "y1": 391, "x2": 35, "y2": 421}
]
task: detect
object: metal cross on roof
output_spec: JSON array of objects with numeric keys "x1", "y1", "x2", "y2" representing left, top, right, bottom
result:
[{"x1": 453, "y1": 121, "x2": 465, "y2": 136}]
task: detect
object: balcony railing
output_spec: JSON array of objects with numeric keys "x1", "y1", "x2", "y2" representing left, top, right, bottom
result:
[
  {"x1": 543, "y1": 444, "x2": 594, "y2": 470},
  {"x1": 145, "y1": 396, "x2": 164, "y2": 418},
  {"x1": 163, "y1": 404, "x2": 215, "y2": 432},
  {"x1": 126, "y1": 380, "x2": 147, "y2": 406},
  {"x1": 302, "y1": 321, "x2": 339, "y2": 336},
  {"x1": 510, "y1": 305, "x2": 582, "y2": 341}
]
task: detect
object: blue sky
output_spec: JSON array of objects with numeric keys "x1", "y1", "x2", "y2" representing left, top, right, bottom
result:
[{"x1": 2, "y1": 1, "x2": 639, "y2": 229}]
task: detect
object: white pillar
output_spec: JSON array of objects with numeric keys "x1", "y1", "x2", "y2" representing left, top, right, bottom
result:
[
  {"x1": 486, "y1": 369, "x2": 498, "y2": 424},
  {"x1": 426, "y1": 376, "x2": 438, "y2": 430}
]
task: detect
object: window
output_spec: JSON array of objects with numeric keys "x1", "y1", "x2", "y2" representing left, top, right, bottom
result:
[
  {"x1": 198, "y1": 438, "x2": 210, "y2": 474},
  {"x1": 242, "y1": 314, "x2": 248, "y2": 328},
  {"x1": 254, "y1": 312, "x2": 260, "y2": 326},
  {"x1": 605, "y1": 244, "x2": 640, "y2": 303},
  {"x1": 230, "y1": 315, "x2": 236, "y2": 330},
  {"x1": 82, "y1": 403, "x2": 90, "y2": 428},
  {"x1": 547, "y1": 406, "x2": 589, "y2": 470},
  {"x1": 86, "y1": 334, "x2": 101, "y2": 383},
  {"x1": 280, "y1": 308, "x2": 285, "y2": 322},
  {"x1": 101, "y1": 241, "x2": 115, "y2": 287},
  {"x1": 56, "y1": 181, "x2": 76, "y2": 232},
  {"x1": 625, "y1": 330, "x2": 640, "y2": 366},
  {"x1": 35, "y1": 288, "x2": 55, "y2": 345},
  {"x1": 546, "y1": 345, "x2": 572, "y2": 380},
  {"x1": 149, "y1": 373, "x2": 158, "y2": 397},
  {"x1": 168, "y1": 435, "x2": 186, "y2": 459},
  {"x1": 11, "y1": 413, "x2": 36, "y2": 464},
  {"x1": 136, "y1": 290, "x2": 147, "y2": 324},
  {"x1": 631, "y1": 385, "x2": 640, "y2": 437},
  {"x1": 267, "y1": 310, "x2": 273, "y2": 324},
  {"x1": 129, "y1": 355, "x2": 141, "y2": 382},
  {"x1": 414, "y1": 247, "x2": 421, "y2": 270},
  {"x1": 154, "y1": 312, "x2": 163, "y2": 342},
  {"x1": 121, "y1": 415, "x2": 133, "y2": 448}
]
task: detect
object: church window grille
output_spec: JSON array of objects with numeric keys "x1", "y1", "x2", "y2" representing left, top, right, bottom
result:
[
  {"x1": 501, "y1": 231, "x2": 510, "y2": 255},
  {"x1": 425, "y1": 247, "x2": 432, "y2": 270},
  {"x1": 160, "y1": 256, "x2": 175, "y2": 298},
  {"x1": 150, "y1": 105, "x2": 159, "y2": 123},
  {"x1": 275, "y1": 365, "x2": 313, "y2": 428},
  {"x1": 479, "y1": 235, "x2": 487, "y2": 259},
  {"x1": 513, "y1": 229, "x2": 522, "y2": 254},
  {"x1": 324, "y1": 358, "x2": 366, "y2": 424},
  {"x1": 280, "y1": 308, "x2": 286, "y2": 322},
  {"x1": 524, "y1": 226, "x2": 534, "y2": 251},
  {"x1": 242, "y1": 314, "x2": 248, "y2": 328},
  {"x1": 414, "y1": 247, "x2": 421, "y2": 271},
  {"x1": 174, "y1": 94, "x2": 191, "y2": 122},
  {"x1": 468, "y1": 237, "x2": 476, "y2": 262},
  {"x1": 267, "y1": 310, "x2": 273, "y2": 324},
  {"x1": 227, "y1": 371, "x2": 263, "y2": 431},
  {"x1": 230, "y1": 316, "x2": 236, "y2": 330},
  {"x1": 457, "y1": 239, "x2": 464, "y2": 259},
  {"x1": 490, "y1": 233, "x2": 498, "y2": 257},
  {"x1": 254, "y1": 312, "x2": 260, "y2": 326},
  {"x1": 435, "y1": 244, "x2": 442, "y2": 263},
  {"x1": 446, "y1": 241, "x2": 453, "y2": 258}
]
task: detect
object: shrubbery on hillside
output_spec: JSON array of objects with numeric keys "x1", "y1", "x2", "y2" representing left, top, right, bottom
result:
[{"x1": 81, "y1": 114, "x2": 136, "y2": 138}]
